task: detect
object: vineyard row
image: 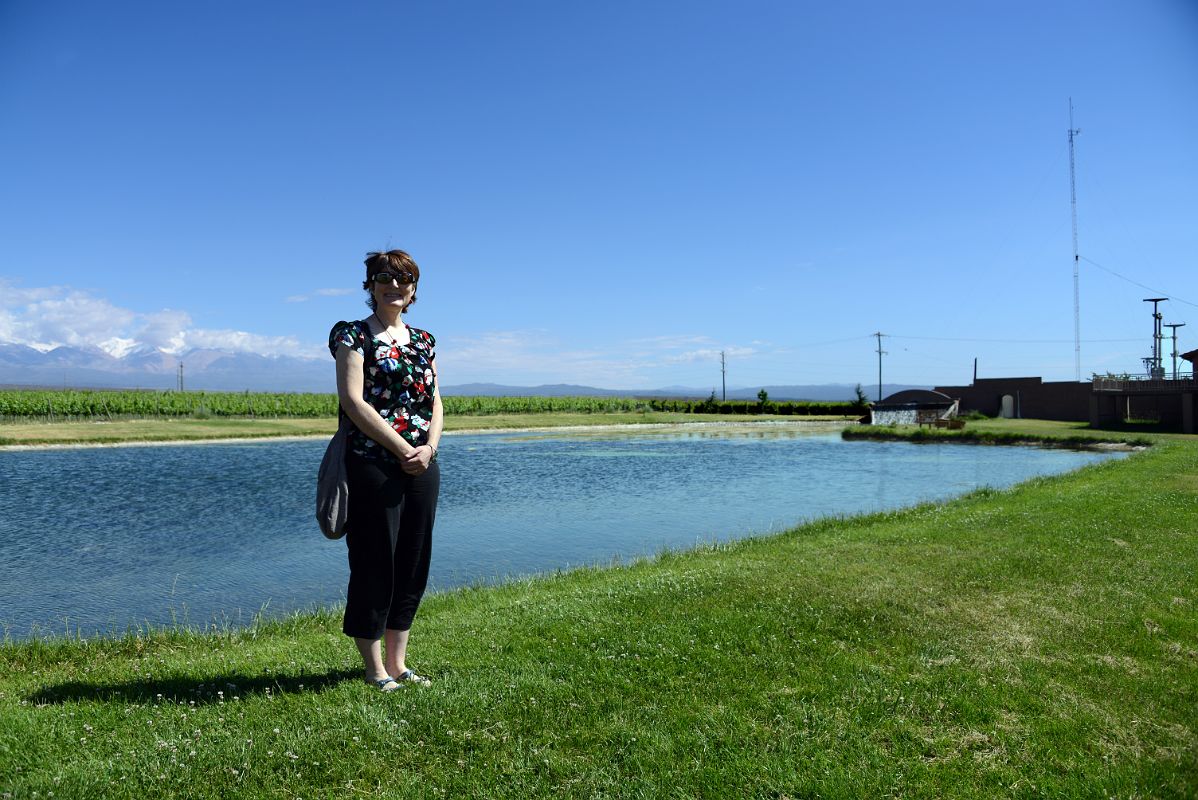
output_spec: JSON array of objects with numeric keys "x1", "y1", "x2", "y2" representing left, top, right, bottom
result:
[{"x1": 0, "y1": 389, "x2": 864, "y2": 419}]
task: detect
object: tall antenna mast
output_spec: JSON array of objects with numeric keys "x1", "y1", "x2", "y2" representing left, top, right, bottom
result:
[{"x1": 1068, "y1": 99, "x2": 1082, "y2": 381}]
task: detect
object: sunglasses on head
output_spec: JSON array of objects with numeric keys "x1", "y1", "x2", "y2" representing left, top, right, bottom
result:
[{"x1": 371, "y1": 271, "x2": 416, "y2": 285}]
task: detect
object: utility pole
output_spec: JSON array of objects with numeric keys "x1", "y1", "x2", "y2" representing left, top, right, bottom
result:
[
  {"x1": 873, "y1": 332, "x2": 887, "y2": 402},
  {"x1": 1143, "y1": 298, "x2": 1167, "y2": 378},
  {"x1": 178, "y1": 362, "x2": 184, "y2": 392},
  {"x1": 1165, "y1": 323, "x2": 1186, "y2": 380},
  {"x1": 719, "y1": 350, "x2": 726, "y2": 401},
  {"x1": 1068, "y1": 99, "x2": 1082, "y2": 382}
]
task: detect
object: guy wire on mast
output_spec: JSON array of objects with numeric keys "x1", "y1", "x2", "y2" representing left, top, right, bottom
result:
[{"x1": 1068, "y1": 98, "x2": 1082, "y2": 382}]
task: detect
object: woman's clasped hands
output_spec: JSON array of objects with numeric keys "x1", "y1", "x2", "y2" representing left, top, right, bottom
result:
[{"x1": 400, "y1": 445, "x2": 435, "y2": 475}]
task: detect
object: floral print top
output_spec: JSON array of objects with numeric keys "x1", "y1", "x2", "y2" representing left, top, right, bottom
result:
[{"x1": 328, "y1": 319, "x2": 438, "y2": 461}]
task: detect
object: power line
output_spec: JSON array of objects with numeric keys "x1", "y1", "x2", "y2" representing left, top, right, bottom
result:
[
  {"x1": 873, "y1": 332, "x2": 887, "y2": 402},
  {"x1": 1080, "y1": 255, "x2": 1198, "y2": 308},
  {"x1": 719, "y1": 350, "x2": 726, "y2": 401},
  {"x1": 889, "y1": 334, "x2": 1141, "y2": 344},
  {"x1": 1165, "y1": 322, "x2": 1186, "y2": 380}
]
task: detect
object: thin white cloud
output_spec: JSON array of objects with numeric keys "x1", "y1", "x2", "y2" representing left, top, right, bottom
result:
[
  {"x1": 444, "y1": 330, "x2": 657, "y2": 387},
  {"x1": 136, "y1": 309, "x2": 192, "y2": 353},
  {"x1": 0, "y1": 280, "x2": 319, "y2": 359},
  {"x1": 285, "y1": 288, "x2": 355, "y2": 303},
  {"x1": 441, "y1": 331, "x2": 769, "y2": 387},
  {"x1": 625, "y1": 334, "x2": 715, "y2": 349},
  {"x1": 664, "y1": 345, "x2": 756, "y2": 364},
  {"x1": 187, "y1": 328, "x2": 304, "y2": 353}
]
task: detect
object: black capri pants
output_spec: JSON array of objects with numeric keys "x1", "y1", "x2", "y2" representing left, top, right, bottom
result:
[{"x1": 342, "y1": 452, "x2": 440, "y2": 640}]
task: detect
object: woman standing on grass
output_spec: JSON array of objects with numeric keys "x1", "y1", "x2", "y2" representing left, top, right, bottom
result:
[{"x1": 329, "y1": 249, "x2": 443, "y2": 692}]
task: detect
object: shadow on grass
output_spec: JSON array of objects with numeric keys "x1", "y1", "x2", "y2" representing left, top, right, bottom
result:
[
  {"x1": 1091, "y1": 419, "x2": 1185, "y2": 434},
  {"x1": 26, "y1": 667, "x2": 361, "y2": 706}
]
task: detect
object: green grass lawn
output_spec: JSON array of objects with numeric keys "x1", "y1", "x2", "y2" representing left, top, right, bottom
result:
[
  {"x1": 0, "y1": 412, "x2": 855, "y2": 446},
  {"x1": 1, "y1": 421, "x2": 1195, "y2": 797}
]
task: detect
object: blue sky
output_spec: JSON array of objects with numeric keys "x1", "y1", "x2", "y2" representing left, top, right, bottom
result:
[{"x1": 2, "y1": 1, "x2": 1196, "y2": 390}]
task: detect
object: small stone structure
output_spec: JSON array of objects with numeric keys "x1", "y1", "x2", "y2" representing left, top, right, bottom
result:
[{"x1": 870, "y1": 389, "x2": 959, "y2": 426}]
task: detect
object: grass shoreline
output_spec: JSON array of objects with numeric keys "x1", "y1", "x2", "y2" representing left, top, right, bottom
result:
[
  {"x1": 2, "y1": 420, "x2": 1195, "y2": 797},
  {"x1": 842, "y1": 422, "x2": 1157, "y2": 450}
]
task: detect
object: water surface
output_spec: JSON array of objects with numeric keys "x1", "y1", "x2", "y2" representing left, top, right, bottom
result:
[{"x1": 0, "y1": 426, "x2": 1123, "y2": 638}]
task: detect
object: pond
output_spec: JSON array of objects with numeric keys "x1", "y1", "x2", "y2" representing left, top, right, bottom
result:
[{"x1": 0, "y1": 424, "x2": 1125, "y2": 639}]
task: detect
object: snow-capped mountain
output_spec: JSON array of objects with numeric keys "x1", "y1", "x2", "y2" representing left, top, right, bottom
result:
[{"x1": 0, "y1": 344, "x2": 333, "y2": 392}]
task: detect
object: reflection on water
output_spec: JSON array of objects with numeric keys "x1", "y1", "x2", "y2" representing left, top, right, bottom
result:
[
  {"x1": 499, "y1": 420, "x2": 847, "y2": 443},
  {"x1": 0, "y1": 427, "x2": 1122, "y2": 639}
]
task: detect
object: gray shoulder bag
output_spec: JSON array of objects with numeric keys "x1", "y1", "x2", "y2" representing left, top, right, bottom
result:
[{"x1": 316, "y1": 411, "x2": 353, "y2": 539}]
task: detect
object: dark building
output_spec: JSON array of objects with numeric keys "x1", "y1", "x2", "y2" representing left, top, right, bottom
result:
[
  {"x1": 934, "y1": 377, "x2": 1091, "y2": 422},
  {"x1": 935, "y1": 375, "x2": 1197, "y2": 433}
]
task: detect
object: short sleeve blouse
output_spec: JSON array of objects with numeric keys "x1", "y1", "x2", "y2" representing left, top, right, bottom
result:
[{"x1": 328, "y1": 319, "x2": 438, "y2": 461}]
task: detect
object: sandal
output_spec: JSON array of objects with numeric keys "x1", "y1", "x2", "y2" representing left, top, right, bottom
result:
[
  {"x1": 395, "y1": 669, "x2": 431, "y2": 687},
  {"x1": 368, "y1": 676, "x2": 400, "y2": 693}
]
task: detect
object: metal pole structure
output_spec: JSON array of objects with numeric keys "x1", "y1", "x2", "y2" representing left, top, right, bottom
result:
[
  {"x1": 719, "y1": 350, "x2": 726, "y2": 401},
  {"x1": 1165, "y1": 323, "x2": 1186, "y2": 380},
  {"x1": 1068, "y1": 99, "x2": 1082, "y2": 382},
  {"x1": 873, "y1": 332, "x2": 887, "y2": 402},
  {"x1": 178, "y1": 362, "x2": 184, "y2": 392},
  {"x1": 1143, "y1": 298, "x2": 1167, "y2": 378}
]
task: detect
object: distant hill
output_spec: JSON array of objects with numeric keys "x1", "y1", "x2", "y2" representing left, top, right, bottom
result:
[
  {"x1": 440, "y1": 382, "x2": 925, "y2": 401},
  {"x1": 0, "y1": 344, "x2": 923, "y2": 399},
  {"x1": 442, "y1": 382, "x2": 632, "y2": 397}
]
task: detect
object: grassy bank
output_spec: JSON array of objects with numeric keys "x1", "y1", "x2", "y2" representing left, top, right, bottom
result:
[
  {"x1": 844, "y1": 420, "x2": 1157, "y2": 449},
  {"x1": 1, "y1": 423, "x2": 1195, "y2": 797},
  {"x1": 0, "y1": 412, "x2": 855, "y2": 447}
]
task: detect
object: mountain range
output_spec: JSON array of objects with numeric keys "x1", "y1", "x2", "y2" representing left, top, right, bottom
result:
[
  {"x1": 0, "y1": 343, "x2": 332, "y2": 392},
  {"x1": 0, "y1": 343, "x2": 922, "y2": 399}
]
